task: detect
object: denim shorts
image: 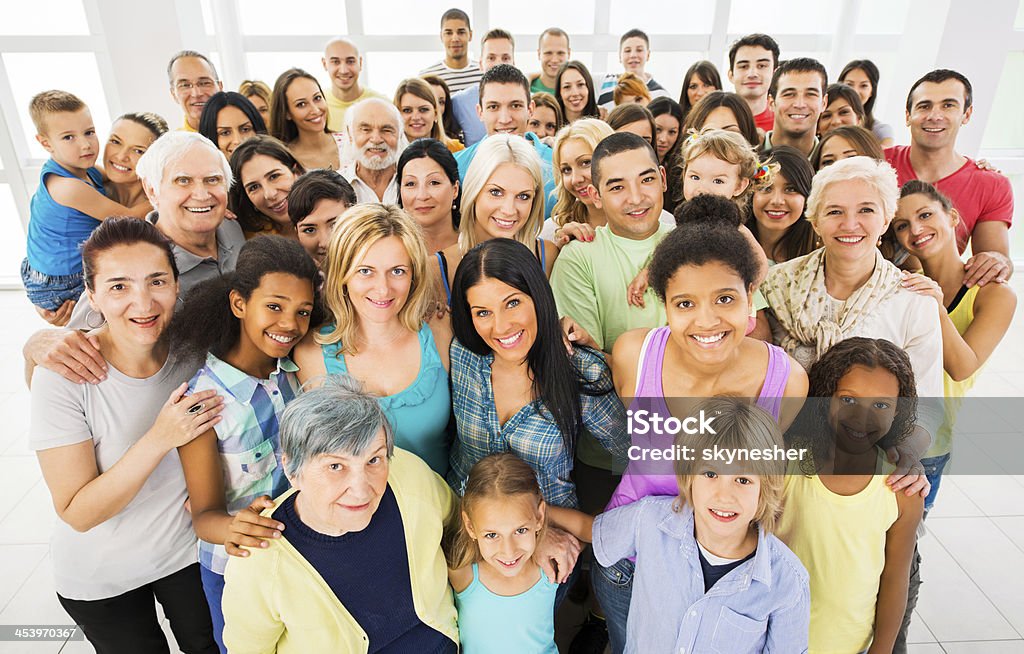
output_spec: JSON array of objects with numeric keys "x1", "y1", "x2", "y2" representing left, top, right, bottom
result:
[{"x1": 20, "y1": 258, "x2": 84, "y2": 311}]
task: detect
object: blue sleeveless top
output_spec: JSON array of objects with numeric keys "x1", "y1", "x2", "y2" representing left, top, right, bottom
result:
[
  {"x1": 455, "y1": 563, "x2": 558, "y2": 654},
  {"x1": 319, "y1": 323, "x2": 451, "y2": 476},
  {"x1": 27, "y1": 159, "x2": 105, "y2": 275}
]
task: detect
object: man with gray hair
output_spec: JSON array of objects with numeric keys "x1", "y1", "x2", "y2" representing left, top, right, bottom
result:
[
  {"x1": 167, "y1": 50, "x2": 223, "y2": 132},
  {"x1": 340, "y1": 97, "x2": 408, "y2": 204}
]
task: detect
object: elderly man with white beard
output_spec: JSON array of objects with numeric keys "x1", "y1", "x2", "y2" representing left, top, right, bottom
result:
[{"x1": 340, "y1": 97, "x2": 408, "y2": 204}]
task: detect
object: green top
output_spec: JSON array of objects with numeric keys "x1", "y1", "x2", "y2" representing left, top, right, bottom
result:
[{"x1": 530, "y1": 77, "x2": 555, "y2": 96}]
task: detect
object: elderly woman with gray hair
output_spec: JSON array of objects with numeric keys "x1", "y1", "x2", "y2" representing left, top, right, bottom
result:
[{"x1": 221, "y1": 375, "x2": 458, "y2": 653}]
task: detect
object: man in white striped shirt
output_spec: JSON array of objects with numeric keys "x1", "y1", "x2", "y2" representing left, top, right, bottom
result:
[{"x1": 419, "y1": 8, "x2": 482, "y2": 93}]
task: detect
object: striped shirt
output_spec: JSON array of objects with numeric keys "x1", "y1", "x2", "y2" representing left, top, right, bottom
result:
[
  {"x1": 447, "y1": 339, "x2": 628, "y2": 508},
  {"x1": 420, "y1": 60, "x2": 482, "y2": 93},
  {"x1": 596, "y1": 73, "x2": 669, "y2": 111},
  {"x1": 189, "y1": 353, "x2": 301, "y2": 574}
]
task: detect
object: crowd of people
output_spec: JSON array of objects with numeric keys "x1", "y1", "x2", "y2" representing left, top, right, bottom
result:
[{"x1": 18, "y1": 6, "x2": 1017, "y2": 654}]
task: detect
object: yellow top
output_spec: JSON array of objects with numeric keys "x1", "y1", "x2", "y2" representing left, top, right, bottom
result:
[
  {"x1": 927, "y1": 284, "x2": 980, "y2": 457},
  {"x1": 776, "y1": 455, "x2": 898, "y2": 654},
  {"x1": 179, "y1": 117, "x2": 197, "y2": 133},
  {"x1": 326, "y1": 87, "x2": 387, "y2": 133}
]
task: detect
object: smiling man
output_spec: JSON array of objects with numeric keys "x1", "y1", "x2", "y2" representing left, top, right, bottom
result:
[
  {"x1": 595, "y1": 29, "x2": 669, "y2": 112},
  {"x1": 727, "y1": 34, "x2": 780, "y2": 133},
  {"x1": 341, "y1": 98, "x2": 408, "y2": 204},
  {"x1": 762, "y1": 58, "x2": 827, "y2": 158},
  {"x1": 420, "y1": 8, "x2": 482, "y2": 93},
  {"x1": 322, "y1": 37, "x2": 385, "y2": 133},
  {"x1": 531, "y1": 28, "x2": 570, "y2": 95},
  {"x1": 885, "y1": 69, "x2": 1014, "y2": 286},
  {"x1": 167, "y1": 51, "x2": 223, "y2": 132},
  {"x1": 451, "y1": 29, "x2": 517, "y2": 146}
]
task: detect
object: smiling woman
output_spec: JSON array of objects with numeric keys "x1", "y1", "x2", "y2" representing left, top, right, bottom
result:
[
  {"x1": 269, "y1": 68, "x2": 341, "y2": 170},
  {"x1": 228, "y1": 135, "x2": 304, "y2": 239},
  {"x1": 198, "y1": 92, "x2": 267, "y2": 159}
]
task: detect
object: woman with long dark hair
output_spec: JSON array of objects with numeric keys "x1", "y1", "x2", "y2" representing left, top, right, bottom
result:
[
  {"x1": 746, "y1": 145, "x2": 818, "y2": 264},
  {"x1": 199, "y1": 92, "x2": 267, "y2": 158},
  {"x1": 677, "y1": 60, "x2": 722, "y2": 121},
  {"x1": 228, "y1": 135, "x2": 305, "y2": 239},
  {"x1": 684, "y1": 90, "x2": 760, "y2": 148},
  {"x1": 555, "y1": 61, "x2": 599, "y2": 124},
  {"x1": 396, "y1": 138, "x2": 461, "y2": 253},
  {"x1": 839, "y1": 59, "x2": 895, "y2": 147},
  {"x1": 269, "y1": 68, "x2": 341, "y2": 170}
]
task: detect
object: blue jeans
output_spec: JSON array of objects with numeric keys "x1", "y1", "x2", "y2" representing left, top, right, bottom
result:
[
  {"x1": 921, "y1": 453, "x2": 951, "y2": 511},
  {"x1": 198, "y1": 566, "x2": 226, "y2": 654},
  {"x1": 591, "y1": 558, "x2": 634, "y2": 654},
  {"x1": 20, "y1": 258, "x2": 84, "y2": 311}
]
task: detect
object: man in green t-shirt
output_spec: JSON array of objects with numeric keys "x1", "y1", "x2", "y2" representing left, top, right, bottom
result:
[{"x1": 529, "y1": 28, "x2": 570, "y2": 96}]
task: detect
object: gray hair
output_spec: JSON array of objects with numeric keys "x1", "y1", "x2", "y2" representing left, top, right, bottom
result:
[
  {"x1": 806, "y1": 155, "x2": 899, "y2": 225},
  {"x1": 341, "y1": 97, "x2": 409, "y2": 162},
  {"x1": 135, "y1": 131, "x2": 233, "y2": 197},
  {"x1": 281, "y1": 375, "x2": 395, "y2": 477},
  {"x1": 166, "y1": 50, "x2": 220, "y2": 85}
]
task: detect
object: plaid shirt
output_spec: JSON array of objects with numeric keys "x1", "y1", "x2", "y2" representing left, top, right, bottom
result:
[
  {"x1": 189, "y1": 353, "x2": 300, "y2": 574},
  {"x1": 447, "y1": 339, "x2": 627, "y2": 508}
]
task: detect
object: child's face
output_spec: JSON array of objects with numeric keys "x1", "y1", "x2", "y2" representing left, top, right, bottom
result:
[
  {"x1": 464, "y1": 494, "x2": 545, "y2": 578},
  {"x1": 664, "y1": 261, "x2": 752, "y2": 365},
  {"x1": 297, "y1": 198, "x2": 349, "y2": 267},
  {"x1": 683, "y1": 153, "x2": 750, "y2": 203},
  {"x1": 38, "y1": 109, "x2": 99, "y2": 172},
  {"x1": 828, "y1": 365, "x2": 901, "y2": 456},
  {"x1": 686, "y1": 469, "x2": 761, "y2": 547},
  {"x1": 230, "y1": 272, "x2": 315, "y2": 362}
]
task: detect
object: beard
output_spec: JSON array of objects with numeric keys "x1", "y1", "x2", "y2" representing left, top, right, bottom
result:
[{"x1": 357, "y1": 142, "x2": 398, "y2": 170}]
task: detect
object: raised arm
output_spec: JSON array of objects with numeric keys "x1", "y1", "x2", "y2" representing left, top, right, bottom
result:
[{"x1": 46, "y1": 175, "x2": 151, "y2": 220}]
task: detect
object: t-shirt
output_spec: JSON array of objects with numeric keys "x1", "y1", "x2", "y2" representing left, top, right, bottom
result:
[
  {"x1": 325, "y1": 87, "x2": 386, "y2": 133},
  {"x1": 530, "y1": 76, "x2": 555, "y2": 95},
  {"x1": 596, "y1": 73, "x2": 669, "y2": 111},
  {"x1": 419, "y1": 60, "x2": 482, "y2": 93},
  {"x1": 753, "y1": 104, "x2": 774, "y2": 132},
  {"x1": 29, "y1": 356, "x2": 199, "y2": 600},
  {"x1": 451, "y1": 84, "x2": 486, "y2": 147},
  {"x1": 885, "y1": 145, "x2": 1014, "y2": 254}
]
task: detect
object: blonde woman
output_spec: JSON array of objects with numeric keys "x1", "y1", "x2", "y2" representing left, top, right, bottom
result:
[
  {"x1": 435, "y1": 134, "x2": 557, "y2": 304},
  {"x1": 292, "y1": 203, "x2": 453, "y2": 476},
  {"x1": 393, "y1": 77, "x2": 464, "y2": 153},
  {"x1": 238, "y1": 79, "x2": 272, "y2": 124}
]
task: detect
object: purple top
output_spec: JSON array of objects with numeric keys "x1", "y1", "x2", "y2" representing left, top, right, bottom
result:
[{"x1": 607, "y1": 327, "x2": 791, "y2": 511}]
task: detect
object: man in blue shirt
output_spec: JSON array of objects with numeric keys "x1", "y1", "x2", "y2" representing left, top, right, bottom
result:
[
  {"x1": 451, "y1": 29, "x2": 515, "y2": 147},
  {"x1": 454, "y1": 64, "x2": 556, "y2": 219}
]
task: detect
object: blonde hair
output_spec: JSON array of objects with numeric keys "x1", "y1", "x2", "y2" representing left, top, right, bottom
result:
[
  {"x1": 674, "y1": 397, "x2": 785, "y2": 535},
  {"x1": 805, "y1": 155, "x2": 898, "y2": 226},
  {"x1": 238, "y1": 80, "x2": 272, "y2": 108},
  {"x1": 30, "y1": 90, "x2": 86, "y2": 134},
  {"x1": 613, "y1": 72, "x2": 651, "y2": 106},
  {"x1": 551, "y1": 118, "x2": 614, "y2": 227},
  {"x1": 459, "y1": 134, "x2": 545, "y2": 250},
  {"x1": 680, "y1": 127, "x2": 764, "y2": 214},
  {"x1": 318, "y1": 203, "x2": 432, "y2": 355},
  {"x1": 445, "y1": 453, "x2": 546, "y2": 570},
  {"x1": 393, "y1": 77, "x2": 449, "y2": 143}
]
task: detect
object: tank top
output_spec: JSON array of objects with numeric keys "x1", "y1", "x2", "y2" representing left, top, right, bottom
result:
[
  {"x1": 454, "y1": 563, "x2": 558, "y2": 654},
  {"x1": 319, "y1": 322, "x2": 451, "y2": 476},
  {"x1": 27, "y1": 159, "x2": 105, "y2": 275},
  {"x1": 928, "y1": 284, "x2": 981, "y2": 458},
  {"x1": 435, "y1": 239, "x2": 548, "y2": 306},
  {"x1": 776, "y1": 458, "x2": 898, "y2": 653}
]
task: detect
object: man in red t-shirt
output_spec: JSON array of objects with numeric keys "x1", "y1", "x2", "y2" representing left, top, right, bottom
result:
[
  {"x1": 886, "y1": 69, "x2": 1013, "y2": 286},
  {"x1": 727, "y1": 34, "x2": 779, "y2": 133}
]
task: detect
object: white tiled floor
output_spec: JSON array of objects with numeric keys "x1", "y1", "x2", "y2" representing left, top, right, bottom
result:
[{"x1": 0, "y1": 282, "x2": 1022, "y2": 654}]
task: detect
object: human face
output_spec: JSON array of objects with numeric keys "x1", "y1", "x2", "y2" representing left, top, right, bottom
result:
[
  {"x1": 352, "y1": 102, "x2": 401, "y2": 170},
  {"x1": 813, "y1": 178, "x2": 890, "y2": 264},
  {"x1": 701, "y1": 106, "x2": 743, "y2": 135},
  {"x1": 322, "y1": 40, "x2": 362, "y2": 95},
  {"x1": 86, "y1": 243, "x2": 178, "y2": 347},
  {"x1": 817, "y1": 97, "x2": 861, "y2": 136},
  {"x1": 103, "y1": 118, "x2": 154, "y2": 185},
  {"x1": 478, "y1": 83, "x2": 531, "y2": 136},
  {"x1": 617, "y1": 119, "x2": 653, "y2": 147},
  {"x1": 464, "y1": 494, "x2": 544, "y2": 578},
  {"x1": 245, "y1": 93, "x2": 271, "y2": 123},
  {"x1": 473, "y1": 163, "x2": 536, "y2": 240},
  {"x1": 401, "y1": 156, "x2": 458, "y2": 232},
  {"x1": 828, "y1": 365, "x2": 900, "y2": 457},
  {"x1": 591, "y1": 147, "x2": 665, "y2": 240},
  {"x1": 230, "y1": 272, "x2": 314, "y2": 362},
  {"x1": 538, "y1": 33, "x2": 570, "y2": 82},
  {"x1": 297, "y1": 198, "x2": 349, "y2": 266},
  {"x1": 817, "y1": 135, "x2": 861, "y2": 169},
  {"x1": 241, "y1": 154, "x2": 297, "y2": 229},
  {"x1": 559, "y1": 69, "x2": 589, "y2": 120},
  {"x1": 654, "y1": 113, "x2": 680, "y2": 162},
  {"x1": 752, "y1": 170, "x2": 805, "y2": 235},
  {"x1": 481, "y1": 38, "x2": 514, "y2": 71},
  {"x1": 398, "y1": 93, "x2": 436, "y2": 140},
  {"x1": 527, "y1": 105, "x2": 558, "y2": 138},
  {"x1": 169, "y1": 56, "x2": 221, "y2": 129},
  {"x1": 619, "y1": 36, "x2": 650, "y2": 76},
  {"x1": 558, "y1": 138, "x2": 597, "y2": 207},
  {"x1": 686, "y1": 75, "x2": 715, "y2": 107},
  {"x1": 285, "y1": 77, "x2": 328, "y2": 135},
  {"x1": 345, "y1": 235, "x2": 413, "y2": 325},
  {"x1": 688, "y1": 468, "x2": 761, "y2": 551},
  {"x1": 429, "y1": 84, "x2": 447, "y2": 114},
  {"x1": 467, "y1": 277, "x2": 538, "y2": 365},
  {"x1": 729, "y1": 45, "x2": 774, "y2": 101},
  {"x1": 841, "y1": 67, "x2": 873, "y2": 108},
  {"x1": 290, "y1": 429, "x2": 390, "y2": 536},
  {"x1": 906, "y1": 79, "x2": 972, "y2": 152},
  {"x1": 441, "y1": 18, "x2": 472, "y2": 62},
  {"x1": 683, "y1": 153, "x2": 749, "y2": 202},
  {"x1": 770, "y1": 70, "x2": 825, "y2": 137},
  {"x1": 38, "y1": 109, "x2": 99, "y2": 174},
  {"x1": 893, "y1": 192, "x2": 957, "y2": 260},
  {"x1": 151, "y1": 145, "x2": 228, "y2": 237},
  {"x1": 215, "y1": 105, "x2": 256, "y2": 157},
  {"x1": 664, "y1": 261, "x2": 751, "y2": 365}
]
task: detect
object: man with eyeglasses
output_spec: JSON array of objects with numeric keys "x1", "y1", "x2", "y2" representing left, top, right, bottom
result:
[{"x1": 167, "y1": 50, "x2": 223, "y2": 132}]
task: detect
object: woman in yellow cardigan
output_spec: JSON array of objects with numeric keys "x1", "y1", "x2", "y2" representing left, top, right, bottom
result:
[{"x1": 222, "y1": 375, "x2": 458, "y2": 653}]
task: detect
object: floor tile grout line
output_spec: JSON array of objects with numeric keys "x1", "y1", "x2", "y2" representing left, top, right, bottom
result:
[
  {"x1": 0, "y1": 477, "x2": 42, "y2": 525},
  {"x1": 0, "y1": 545, "x2": 49, "y2": 616}
]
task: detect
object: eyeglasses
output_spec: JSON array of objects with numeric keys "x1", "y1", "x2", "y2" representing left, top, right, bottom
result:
[{"x1": 174, "y1": 78, "x2": 218, "y2": 93}]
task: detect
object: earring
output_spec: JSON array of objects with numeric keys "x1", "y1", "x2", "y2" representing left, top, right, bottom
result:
[
  {"x1": 877, "y1": 236, "x2": 883, "y2": 247},
  {"x1": 85, "y1": 308, "x2": 105, "y2": 330}
]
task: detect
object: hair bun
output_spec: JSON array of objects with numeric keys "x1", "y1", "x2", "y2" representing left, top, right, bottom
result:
[{"x1": 673, "y1": 193, "x2": 742, "y2": 229}]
